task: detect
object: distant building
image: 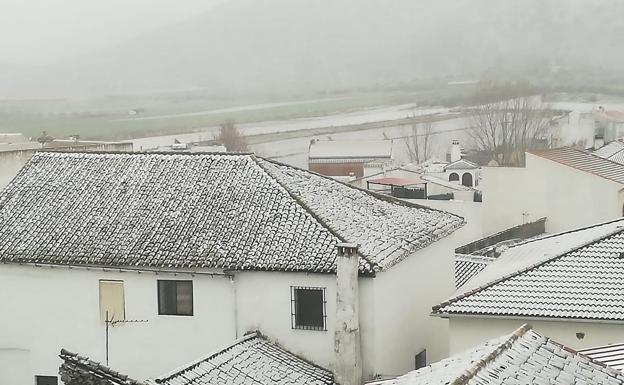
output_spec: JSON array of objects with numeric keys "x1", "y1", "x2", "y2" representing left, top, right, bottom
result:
[
  {"x1": 482, "y1": 147, "x2": 624, "y2": 234},
  {"x1": 433, "y1": 218, "x2": 624, "y2": 354},
  {"x1": 593, "y1": 107, "x2": 624, "y2": 145},
  {"x1": 308, "y1": 139, "x2": 393, "y2": 178}
]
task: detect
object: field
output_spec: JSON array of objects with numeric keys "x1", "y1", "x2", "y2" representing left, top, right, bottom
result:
[{"x1": 0, "y1": 92, "x2": 424, "y2": 141}]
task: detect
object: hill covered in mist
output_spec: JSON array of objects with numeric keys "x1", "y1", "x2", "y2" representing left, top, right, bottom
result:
[{"x1": 4, "y1": 0, "x2": 624, "y2": 98}]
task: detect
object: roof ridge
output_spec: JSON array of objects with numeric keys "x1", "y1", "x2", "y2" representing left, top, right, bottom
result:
[
  {"x1": 59, "y1": 348, "x2": 143, "y2": 385},
  {"x1": 251, "y1": 155, "x2": 379, "y2": 274},
  {"x1": 152, "y1": 332, "x2": 260, "y2": 383},
  {"x1": 450, "y1": 324, "x2": 532, "y2": 385},
  {"x1": 433, "y1": 226, "x2": 624, "y2": 313},
  {"x1": 507, "y1": 217, "x2": 624, "y2": 249},
  {"x1": 259, "y1": 155, "x2": 465, "y2": 221},
  {"x1": 529, "y1": 147, "x2": 624, "y2": 184},
  {"x1": 36, "y1": 149, "x2": 254, "y2": 156}
]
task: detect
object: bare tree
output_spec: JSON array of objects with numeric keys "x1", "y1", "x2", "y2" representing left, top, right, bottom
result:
[
  {"x1": 403, "y1": 120, "x2": 433, "y2": 164},
  {"x1": 468, "y1": 96, "x2": 553, "y2": 166},
  {"x1": 214, "y1": 119, "x2": 249, "y2": 152}
]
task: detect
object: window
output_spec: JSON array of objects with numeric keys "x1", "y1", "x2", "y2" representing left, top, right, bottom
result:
[
  {"x1": 158, "y1": 280, "x2": 193, "y2": 316},
  {"x1": 415, "y1": 349, "x2": 427, "y2": 369},
  {"x1": 449, "y1": 172, "x2": 459, "y2": 182},
  {"x1": 35, "y1": 376, "x2": 58, "y2": 385},
  {"x1": 291, "y1": 286, "x2": 326, "y2": 330},
  {"x1": 99, "y1": 280, "x2": 125, "y2": 322}
]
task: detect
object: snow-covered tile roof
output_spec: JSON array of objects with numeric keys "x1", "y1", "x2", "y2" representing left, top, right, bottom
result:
[
  {"x1": 594, "y1": 141, "x2": 624, "y2": 159},
  {"x1": 529, "y1": 147, "x2": 624, "y2": 185},
  {"x1": 580, "y1": 343, "x2": 624, "y2": 373},
  {"x1": 593, "y1": 141, "x2": 624, "y2": 165},
  {"x1": 454, "y1": 254, "x2": 494, "y2": 288},
  {"x1": 153, "y1": 332, "x2": 335, "y2": 385},
  {"x1": 259, "y1": 159, "x2": 463, "y2": 269},
  {"x1": 389, "y1": 325, "x2": 624, "y2": 385},
  {"x1": 443, "y1": 159, "x2": 479, "y2": 171},
  {"x1": 0, "y1": 152, "x2": 463, "y2": 274},
  {"x1": 59, "y1": 349, "x2": 143, "y2": 385},
  {"x1": 308, "y1": 140, "x2": 392, "y2": 160},
  {"x1": 434, "y1": 218, "x2": 624, "y2": 320}
]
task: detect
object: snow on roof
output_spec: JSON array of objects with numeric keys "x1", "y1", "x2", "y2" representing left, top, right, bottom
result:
[
  {"x1": 443, "y1": 159, "x2": 479, "y2": 171},
  {"x1": 579, "y1": 343, "x2": 624, "y2": 373},
  {"x1": 388, "y1": 325, "x2": 624, "y2": 385},
  {"x1": 594, "y1": 141, "x2": 624, "y2": 159},
  {"x1": 434, "y1": 218, "x2": 624, "y2": 320},
  {"x1": 309, "y1": 140, "x2": 392, "y2": 160},
  {"x1": 454, "y1": 254, "x2": 494, "y2": 289},
  {"x1": 367, "y1": 176, "x2": 425, "y2": 187},
  {"x1": 593, "y1": 141, "x2": 624, "y2": 165},
  {"x1": 0, "y1": 152, "x2": 463, "y2": 274},
  {"x1": 153, "y1": 332, "x2": 335, "y2": 385},
  {"x1": 528, "y1": 147, "x2": 624, "y2": 185},
  {"x1": 420, "y1": 174, "x2": 472, "y2": 191},
  {"x1": 59, "y1": 349, "x2": 143, "y2": 385}
]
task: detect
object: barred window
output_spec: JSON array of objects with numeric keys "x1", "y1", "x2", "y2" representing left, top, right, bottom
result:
[{"x1": 291, "y1": 286, "x2": 326, "y2": 330}]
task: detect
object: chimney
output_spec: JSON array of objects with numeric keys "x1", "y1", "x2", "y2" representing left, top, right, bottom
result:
[
  {"x1": 334, "y1": 243, "x2": 362, "y2": 385},
  {"x1": 450, "y1": 140, "x2": 461, "y2": 162},
  {"x1": 594, "y1": 135, "x2": 605, "y2": 150}
]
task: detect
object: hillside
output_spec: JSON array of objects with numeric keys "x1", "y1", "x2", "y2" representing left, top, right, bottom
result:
[{"x1": 3, "y1": 0, "x2": 624, "y2": 98}]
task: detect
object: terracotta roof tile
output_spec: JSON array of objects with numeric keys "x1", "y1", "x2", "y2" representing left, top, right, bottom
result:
[{"x1": 0, "y1": 152, "x2": 463, "y2": 274}]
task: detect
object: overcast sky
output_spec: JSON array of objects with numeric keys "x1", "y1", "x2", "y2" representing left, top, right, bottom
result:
[{"x1": 0, "y1": 0, "x2": 226, "y2": 66}]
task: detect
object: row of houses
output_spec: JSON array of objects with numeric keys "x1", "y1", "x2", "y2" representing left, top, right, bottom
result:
[{"x1": 4, "y1": 142, "x2": 624, "y2": 384}]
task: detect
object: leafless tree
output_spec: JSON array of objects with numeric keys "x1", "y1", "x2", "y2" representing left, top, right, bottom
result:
[
  {"x1": 403, "y1": 120, "x2": 433, "y2": 164},
  {"x1": 468, "y1": 96, "x2": 553, "y2": 166},
  {"x1": 214, "y1": 119, "x2": 249, "y2": 152}
]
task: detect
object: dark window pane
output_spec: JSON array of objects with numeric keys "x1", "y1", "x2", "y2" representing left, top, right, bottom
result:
[
  {"x1": 176, "y1": 281, "x2": 194, "y2": 316},
  {"x1": 295, "y1": 288, "x2": 324, "y2": 328},
  {"x1": 158, "y1": 280, "x2": 193, "y2": 316},
  {"x1": 36, "y1": 376, "x2": 58, "y2": 385},
  {"x1": 415, "y1": 350, "x2": 427, "y2": 369}
]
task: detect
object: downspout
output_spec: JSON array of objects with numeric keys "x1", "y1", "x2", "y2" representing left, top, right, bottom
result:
[{"x1": 230, "y1": 275, "x2": 239, "y2": 339}]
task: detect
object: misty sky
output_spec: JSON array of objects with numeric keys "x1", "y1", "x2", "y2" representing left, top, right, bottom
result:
[{"x1": 0, "y1": 0, "x2": 226, "y2": 66}]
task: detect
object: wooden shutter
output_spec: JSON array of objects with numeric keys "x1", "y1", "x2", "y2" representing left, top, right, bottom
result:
[{"x1": 99, "y1": 280, "x2": 125, "y2": 322}]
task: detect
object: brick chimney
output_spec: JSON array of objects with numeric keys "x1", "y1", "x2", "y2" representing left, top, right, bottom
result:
[{"x1": 334, "y1": 243, "x2": 362, "y2": 385}]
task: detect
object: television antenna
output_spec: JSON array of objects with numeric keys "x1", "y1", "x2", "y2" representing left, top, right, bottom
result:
[{"x1": 104, "y1": 311, "x2": 148, "y2": 366}]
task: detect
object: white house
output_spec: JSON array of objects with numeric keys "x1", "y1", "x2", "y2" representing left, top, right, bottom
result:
[
  {"x1": 382, "y1": 324, "x2": 624, "y2": 385},
  {"x1": 0, "y1": 151, "x2": 466, "y2": 385},
  {"x1": 482, "y1": 147, "x2": 624, "y2": 234},
  {"x1": 432, "y1": 218, "x2": 624, "y2": 355}
]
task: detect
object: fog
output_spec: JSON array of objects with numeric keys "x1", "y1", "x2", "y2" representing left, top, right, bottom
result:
[{"x1": 1, "y1": 0, "x2": 623, "y2": 99}]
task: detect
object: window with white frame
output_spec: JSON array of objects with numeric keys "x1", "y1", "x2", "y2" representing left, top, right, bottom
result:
[{"x1": 290, "y1": 286, "x2": 326, "y2": 330}]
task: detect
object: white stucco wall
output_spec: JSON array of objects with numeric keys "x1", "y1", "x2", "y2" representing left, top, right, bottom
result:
[
  {"x1": 234, "y1": 271, "x2": 339, "y2": 370},
  {"x1": 0, "y1": 230, "x2": 462, "y2": 384},
  {"x1": 482, "y1": 154, "x2": 624, "y2": 235},
  {"x1": 368, "y1": 228, "x2": 468, "y2": 378},
  {"x1": 0, "y1": 264, "x2": 236, "y2": 383},
  {"x1": 448, "y1": 316, "x2": 624, "y2": 354}
]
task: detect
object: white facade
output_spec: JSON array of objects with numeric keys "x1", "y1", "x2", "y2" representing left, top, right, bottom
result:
[
  {"x1": 448, "y1": 316, "x2": 624, "y2": 356},
  {"x1": 0, "y1": 228, "x2": 466, "y2": 384},
  {"x1": 481, "y1": 153, "x2": 624, "y2": 234}
]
